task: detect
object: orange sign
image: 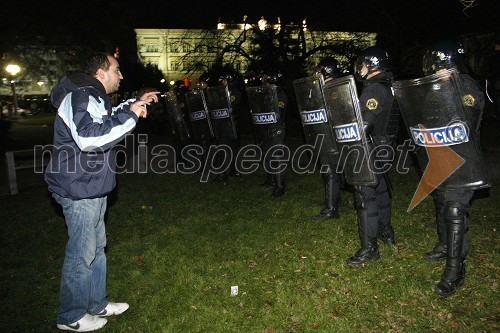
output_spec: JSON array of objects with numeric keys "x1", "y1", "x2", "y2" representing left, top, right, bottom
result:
[{"x1": 407, "y1": 125, "x2": 465, "y2": 211}]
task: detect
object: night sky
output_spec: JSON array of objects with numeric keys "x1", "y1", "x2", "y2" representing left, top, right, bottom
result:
[
  {"x1": 2, "y1": 0, "x2": 498, "y2": 74},
  {"x1": 4, "y1": 0, "x2": 497, "y2": 40}
]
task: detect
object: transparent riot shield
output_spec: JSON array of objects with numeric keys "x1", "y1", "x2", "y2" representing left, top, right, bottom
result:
[
  {"x1": 185, "y1": 89, "x2": 214, "y2": 143},
  {"x1": 293, "y1": 74, "x2": 339, "y2": 163},
  {"x1": 393, "y1": 69, "x2": 490, "y2": 190},
  {"x1": 206, "y1": 85, "x2": 238, "y2": 140},
  {"x1": 246, "y1": 85, "x2": 282, "y2": 144},
  {"x1": 163, "y1": 92, "x2": 191, "y2": 143},
  {"x1": 321, "y1": 75, "x2": 377, "y2": 186}
]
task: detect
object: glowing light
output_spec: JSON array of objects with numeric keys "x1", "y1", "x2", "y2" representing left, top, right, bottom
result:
[
  {"x1": 258, "y1": 17, "x2": 267, "y2": 31},
  {"x1": 5, "y1": 64, "x2": 21, "y2": 119},
  {"x1": 6, "y1": 64, "x2": 20, "y2": 76}
]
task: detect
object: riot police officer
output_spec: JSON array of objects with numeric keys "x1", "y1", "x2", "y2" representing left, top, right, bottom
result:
[
  {"x1": 315, "y1": 57, "x2": 345, "y2": 220},
  {"x1": 184, "y1": 73, "x2": 216, "y2": 166},
  {"x1": 220, "y1": 71, "x2": 242, "y2": 180},
  {"x1": 163, "y1": 83, "x2": 192, "y2": 164},
  {"x1": 259, "y1": 70, "x2": 288, "y2": 197},
  {"x1": 421, "y1": 40, "x2": 489, "y2": 297},
  {"x1": 347, "y1": 46, "x2": 397, "y2": 265},
  {"x1": 204, "y1": 70, "x2": 242, "y2": 182},
  {"x1": 294, "y1": 59, "x2": 346, "y2": 220},
  {"x1": 174, "y1": 80, "x2": 193, "y2": 136}
]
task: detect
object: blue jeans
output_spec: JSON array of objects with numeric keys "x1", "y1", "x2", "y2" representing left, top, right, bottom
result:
[{"x1": 53, "y1": 193, "x2": 108, "y2": 325}]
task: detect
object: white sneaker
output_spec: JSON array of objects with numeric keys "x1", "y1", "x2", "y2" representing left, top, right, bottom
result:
[
  {"x1": 57, "y1": 314, "x2": 107, "y2": 332},
  {"x1": 97, "y1": 302, "x2": 130, "y2": 317}
]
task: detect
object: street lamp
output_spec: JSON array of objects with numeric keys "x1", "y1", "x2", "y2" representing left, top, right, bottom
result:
[{"x1": 6, "y1": 64, "x2": 21, "y2": 120}]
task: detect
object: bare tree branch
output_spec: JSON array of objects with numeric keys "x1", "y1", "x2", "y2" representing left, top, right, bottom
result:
[{"x1": 459, "y1": 0, "x2": 479, "y2": 16}]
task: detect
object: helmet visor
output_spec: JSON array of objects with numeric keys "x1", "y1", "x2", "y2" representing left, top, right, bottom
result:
[{"x1": 354, "y1": 57, "x2": 365, "y2": 81}]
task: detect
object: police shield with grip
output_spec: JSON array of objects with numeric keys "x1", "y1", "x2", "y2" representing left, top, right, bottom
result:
[
  {"x1": 163, "y1": 91, "x2": 192, "y2": 146},
  {"x1": 342, "y1": 46, "x2": 397, "y2": 266},
  {"x1": 293, "y1": 61, "x2": 343, "y2": 220},
  {"x1": 206, "y1": 73, "x2": 240, "y2": 182},
  {"x1": 247, "y1": 70, "x2": 288, "y2": 197},
  {"x1": 185, "y1": 86, "x2": 214, "y2": 163},
  {"x1": 323, "y1": 71, "x2": 378, "y2": 187},
  {"x1": 393, "y1": 40, "x2": 491, "y2": 297}
]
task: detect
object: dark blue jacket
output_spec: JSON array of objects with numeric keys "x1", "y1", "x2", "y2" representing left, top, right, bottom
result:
[{"x1": 45, "y1": 73, "x2": 138, "y2": 199}]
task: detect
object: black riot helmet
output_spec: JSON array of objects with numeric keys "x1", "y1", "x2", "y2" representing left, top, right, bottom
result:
[
  {"x1": 218, "y1": 71, "x2": 235, "y2": 84},
  {"x1": 174, "y1": 80, "x2": 188, "y2": 96},
  {"x1": 198, "y1": 72, "x2": 210, "y2": 84},
  {"x1": 318, "y1": 57, "x2": 342, "y2": 80},
  {"x1": 262, "y1": 69, "x2": 283, "y2": 85},
  {"x1": 174, "y1": 80, "x2": 185, "y2": 90},
  {"x1": 198, "y1": 72, "x2": 212, "y2": 88},
  {"x1": 354, "y1": 46, "x2": 391, "y2": 81},
  {"x1": 422, "y1": 40, "x2": 466, "y2": 75}
]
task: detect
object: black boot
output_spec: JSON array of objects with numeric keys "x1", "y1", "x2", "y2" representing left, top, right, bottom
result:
[
  {"x1": 377, "y1": 225, "x2": 395, "y2": 244},
  {"x1": 347, "y1": 239, "x2": 379, "y2": 265},
  {"x1": 271, "y1": 172, "x2": 285, "y2": 197},
  {"x1": 424, "y1": 243, "x2": 447, "y2": 261},
  {"x1": 436, "y1": 257, "x2": 466, "y2": 297},
  {"x1": 375, "y1": 176, "x2": 394, "y2": 244},
  {"x1": 425, "y1": 192, "x2": 447, "y2": 261},
  {"x1": 315, "y1": 172, "x2": 340, "y2": 221},
  {"x1": 348, "y1": 207, "x2": 379, "y2": 265},
  {"x1": 435, "y1": 203, "x2": 467, "y2": 297}
]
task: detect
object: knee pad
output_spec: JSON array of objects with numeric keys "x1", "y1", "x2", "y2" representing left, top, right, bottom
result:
[
  {"x1": 354, "y1": 191, "x2": 365, "y2": 210},
  {"x1": 444, "y1": 201, "x2": 466, "y2": 221},
  {"x1": 323, "y1": 172, "x2": 334, "y2": 182},
  {"x1": 354, "y1": 191, "x2": 377, "y2": 211}
]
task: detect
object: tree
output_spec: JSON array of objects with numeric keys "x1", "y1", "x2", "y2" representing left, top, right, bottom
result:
[
  {"x1": 179, "y1": 17, "x2": 374, "y2": 86},
  {"x1": 0, "y1": 39, "x2": 92, "y2": 99},
  {"x1": 118, "y1": 61, "x2": 168, "y2": 94}
]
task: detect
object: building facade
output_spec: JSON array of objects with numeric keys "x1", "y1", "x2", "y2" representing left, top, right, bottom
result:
[{"x1": 135, "y1": 20, "x2": 377, "y2": 86}]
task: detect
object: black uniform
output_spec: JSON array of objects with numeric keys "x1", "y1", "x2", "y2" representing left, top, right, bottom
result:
[
  {"x1": 394, "y1": 38, "x2": 491, "y2": 297},
  {"x1": 213, "y1": 82, "x2": 241, "y2": 182},
  {"x1": 316, "y1": 75, "x2": 343, "y2": 220},
  {"x1": 427, "y1": 73, "x2": 485, "y2": 297},
  {"x1": 315, "y1": 58, "x2": 346, "y2": 220},
  {"x1": 293, "y1": 69, "x2": 344, "y2": 220},
  {"x1": 261, "y1": 86, "x2": 288, "y2": 197},
  {"x1": 487, "y1": 46, "x2": 500, "y2": 118},
  {"x1": 184, "y1": 86, "x2": 216, "y2": 167},
  {"x1": 348, "y1": 71, "x2": 396, "y2": 265},
  {"x1": 316, "y1": 155, "x2": 342, "y2": 219},
  {"x1": 164, "y1": 88, "x2": 191, "y2": 164},
  {"x1": 175, "y1": 84, "x2": 193, "y2": 138}
]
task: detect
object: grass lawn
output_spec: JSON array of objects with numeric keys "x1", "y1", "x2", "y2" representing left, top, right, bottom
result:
[{"x1": 0, "y1": 159, "x2": 498, "y2": 332}]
